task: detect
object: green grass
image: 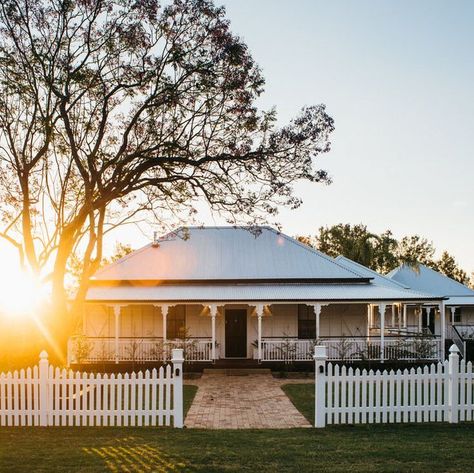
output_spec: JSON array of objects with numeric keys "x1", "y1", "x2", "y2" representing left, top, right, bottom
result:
[
  {"x1": 183, "y1": 384, "x2": 198, "y2": 417},
  {"x1": 2, "y1": 383, "x2": 474, "y2": 472},
  {"x1": 2, "y1": 424, "x2": 474, "y2": 472},
  {"x1": 281, "y1": 383, "x2": 315, "y2": 424}
]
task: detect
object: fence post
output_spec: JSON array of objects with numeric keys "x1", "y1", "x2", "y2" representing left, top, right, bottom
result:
[
  {"x1": 314, "y1": 345, "x2": 327, "y2": 428},
  {"x1": 38, "y1": 351, "x2": 49, "y2": 427},
  {"x1": 448, "y1": 344, "x2": 460, "y2": 424},
  {"x1": 171, "y1": 348, "x2": 184, "y2": 428}
]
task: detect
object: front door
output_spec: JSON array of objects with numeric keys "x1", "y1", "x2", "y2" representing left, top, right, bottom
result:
[
  {"x1": 422, "y1": 308, "x2": 435, "y2": 334},
  {"x1": 225, "y1": 309, "x2": 247, "y2": 358}
]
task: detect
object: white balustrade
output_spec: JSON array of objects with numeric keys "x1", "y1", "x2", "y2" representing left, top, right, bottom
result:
[
  {"x1": 67, "y1": 337, "x2": 213, "y2": 364},
  {"x1": 259, "y1": 338, "x2": 441, "y2": 362},
  {"x1": 69, "y1": 336, "x2": 442, "y2": 364}
]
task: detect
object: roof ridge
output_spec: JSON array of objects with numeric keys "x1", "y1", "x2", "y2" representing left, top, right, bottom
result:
[{"x1": 173, "y1": 225, "x2": 274, "y2": 230}]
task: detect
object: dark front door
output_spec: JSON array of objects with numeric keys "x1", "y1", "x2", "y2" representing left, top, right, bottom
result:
[
  {"x1": 422, "y1": 308, "x2": 435, "y2": 334},
  {"x1": 225, "y1": 309, "x2": 247, "y2": 358}
]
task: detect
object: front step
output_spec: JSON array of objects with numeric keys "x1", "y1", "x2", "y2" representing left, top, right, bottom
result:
[{"x1": 203, "y1": 368, "x2": 271, "y2": 375}]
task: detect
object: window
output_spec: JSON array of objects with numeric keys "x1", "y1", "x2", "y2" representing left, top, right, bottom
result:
[
  {"x1": 167, "y1": 305, "x2": 186, "y2": 339},
  {"x1": 298, "y1": 305, "x2": 315, "y2": 339}
]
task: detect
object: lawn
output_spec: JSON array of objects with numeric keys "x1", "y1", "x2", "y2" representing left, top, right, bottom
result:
[
  {"x1": 2, "y1": 423, "x2": 474, "y2": 472},
  {"x1": 281, "y1": 383, "x2": 315, "y2": 424},
  {"x1": 183, "y1": 384, "x2": 198, "y2": 417},
  {"x1": 2, "y1": 383, "x2": 474, "y2": 472}
]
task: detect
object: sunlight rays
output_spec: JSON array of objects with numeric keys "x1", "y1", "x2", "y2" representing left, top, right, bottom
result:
[{"x1": 0, "y1": 266, "x2": 48, "y2": 319}]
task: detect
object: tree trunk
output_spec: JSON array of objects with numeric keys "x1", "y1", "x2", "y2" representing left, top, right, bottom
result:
[{"x1": 49, "y1": 225, "x2": 81, "y2": 363}]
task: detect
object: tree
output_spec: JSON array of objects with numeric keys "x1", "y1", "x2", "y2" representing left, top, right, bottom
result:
[
  {"x1": 435, "y1": 251, "x2": 469, "y2": 285},
  {"x1": 67, "y1": 242, "x2": 133, "y2": 295},
  {"x1": 371, "y1": 230, "x2": 398, "y2": 274},
  {"x1": 315, "y1": 224, "x2": 379, "y2": 269},
  {"x1": 297, "y1": 224, "x2": 471, "y2": 280},
  {"x1": 0, "y1": 0, "x2": 334, "y2": 354},
  {"x1": 396, "y1": 235, "x2": 436, "y2": 268},
  {"x1": 302, "y1": 224, "x2": 396, "y2": 272}
]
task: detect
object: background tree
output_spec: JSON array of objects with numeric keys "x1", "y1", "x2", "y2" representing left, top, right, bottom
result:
[
  {"x1": 435, "y1": 251, "x2": 469, "y2": 285},
  {"x1": 314, "y1": 224, "x2": 379, "y2": 269},
  {"x1": 298, "y1": 224, "x2": 471, "y2": 281},
  {"x1": 371, "y1": 230, "x2": 398, "y2": 274},
  {"x1": 396, "y1": 235, "x2": 436, "y2": 268},
  {"x1": 0, "y1": 0, "x2": 334, "y2": 356},
  {"x1": 300, "y1": 224, "x2": 397, "y2": 272}
]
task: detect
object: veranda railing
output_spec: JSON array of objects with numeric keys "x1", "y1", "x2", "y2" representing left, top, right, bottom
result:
[
  {"x1": 67, "y1": 336, "x2": 213, "y2": 365},
  {"x1": 260, "y1": 336, "x2": 441, "y2": 362}
]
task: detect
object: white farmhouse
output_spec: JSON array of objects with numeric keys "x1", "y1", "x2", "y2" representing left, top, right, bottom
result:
[{"x1": 69, "y1": 226, "x2": 462, "y2": 367}]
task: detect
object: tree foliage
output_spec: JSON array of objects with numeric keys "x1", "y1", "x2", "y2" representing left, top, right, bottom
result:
[
  {"x1": 303, "y1": 224, "x2": 398, "y2": 273},
  {"x1": 436, "y1": 251, "x2": 469, "y2": 285},
  {"x1": 0, "y1": 0, "x2": 334, "y2": 348},
  {"x1": 298, "y1": 224, "x2": 470, "y2": 284},
  {"x1": 396, "y1": 235, "x2": 436, "y2": 268}
]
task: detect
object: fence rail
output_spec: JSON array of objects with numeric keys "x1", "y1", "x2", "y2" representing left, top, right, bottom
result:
[
  {"x1": 67, "y1": 336, "x2": 213, "y2": 364},
  {"x1": 0, "y1": 350, "x2": 184, "y2": 428},
  {"x1": 314, "y1": 344, "x2": 472, "y2": 428},
  {"x1": 260, "y1": 337, "x2": 441, "y2": 362}
]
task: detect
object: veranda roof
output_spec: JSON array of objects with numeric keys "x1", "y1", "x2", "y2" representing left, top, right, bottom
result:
[
  {"x1": 387, "y1": 264, "x2": 474, "y2": 306},
  {"x1": 86, "y1": 282, "x2": 441, "y2": 304}
]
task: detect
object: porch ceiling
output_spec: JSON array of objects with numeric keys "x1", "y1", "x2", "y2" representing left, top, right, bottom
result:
[{"x1": 86, "y1": 282, "x2": 442, "y2": 303}]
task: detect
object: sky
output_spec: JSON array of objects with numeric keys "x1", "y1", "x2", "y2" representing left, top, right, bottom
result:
[
  {"x1": 0, "y1": 0, "x2": 473, "y2": 277},
  {"x1": 212, "y1": 0, "x2": 474, "y2": 270}
]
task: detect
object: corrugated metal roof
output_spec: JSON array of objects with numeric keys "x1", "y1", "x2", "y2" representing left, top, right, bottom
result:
[
  {"x1": 335, "y1": 256, "x2": 410, "y2": 289},
  {"x1": 387, "y1": 264, "x2": 474, "y2": 299},
  {"x1": 86, "y1": 283, "x2": 440, "y2": 303},
  {"x1": 92, "y1": 226, "x2": 367, "y2": 282},
  {"x1": 444, "y1": 296, "x2": 474, "y2": 306}
]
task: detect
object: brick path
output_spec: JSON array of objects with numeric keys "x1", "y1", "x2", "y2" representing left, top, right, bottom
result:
[{"x1": 184, "y1": 373, "x2": 312, "y2": 429}]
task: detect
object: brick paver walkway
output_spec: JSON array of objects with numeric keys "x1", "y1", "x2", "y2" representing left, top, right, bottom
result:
[{"x1": 185, "y1": 373, "x2": 312, "y2": 429}]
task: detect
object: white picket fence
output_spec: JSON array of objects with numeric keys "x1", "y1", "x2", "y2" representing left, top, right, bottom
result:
[
  {"x1": 314, "y1": 344, "x2": 473, "y2": 427},
  {"x1": 0, "y1": 349, "x2": 184, "y2": 428}
]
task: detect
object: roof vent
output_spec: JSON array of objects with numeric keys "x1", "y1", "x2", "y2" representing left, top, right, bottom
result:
[{"x1": 152, "y1": 231, "x2": 160, "y2": 248}]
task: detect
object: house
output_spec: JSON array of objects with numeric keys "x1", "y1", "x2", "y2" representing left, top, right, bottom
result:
[
  {"x1": 68, "y1": 226, "x2": 448, "y2": 367},
  {"x1": 387, "y1": 264, "x2": 474, "y2": 358}
]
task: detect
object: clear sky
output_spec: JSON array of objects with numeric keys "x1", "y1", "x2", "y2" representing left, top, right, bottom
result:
[
  {"x1": 211, "y1": 0, "x2": 474, "y2": 271},
  {"x1": 0, "y1": 0, "x2": 473, "y2": 277}
]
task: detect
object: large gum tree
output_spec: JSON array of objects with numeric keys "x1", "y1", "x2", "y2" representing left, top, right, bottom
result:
[{"x1": 0, "y1": 0, "x2": 334, "y2": 356}]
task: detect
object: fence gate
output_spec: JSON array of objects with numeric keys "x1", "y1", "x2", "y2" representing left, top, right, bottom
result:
[
  {"x1": 0, "y1": 349, "x2": 184, "y2": 428},
  {"x1": 314, "y1": 344, "x2": 474, "y2": 428}
]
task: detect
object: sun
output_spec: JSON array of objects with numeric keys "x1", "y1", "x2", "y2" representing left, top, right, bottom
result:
[{"x1": 0, "y1": 265, "x2": 49, "y2": 319}]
